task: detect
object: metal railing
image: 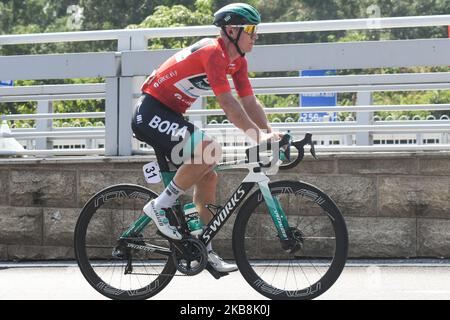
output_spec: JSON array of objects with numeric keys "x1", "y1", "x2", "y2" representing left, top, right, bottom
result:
[
  {"x1": 0, "y1": 14, "x2": 449, "y2": 157},
  {"x1": 1, "y1": 15, "x2": 449, "y2": 49}
]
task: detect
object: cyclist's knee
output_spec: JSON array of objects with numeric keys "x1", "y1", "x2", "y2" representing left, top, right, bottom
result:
[{"x1": 202, "y1": 170, "x2": 218, "y2": 183}]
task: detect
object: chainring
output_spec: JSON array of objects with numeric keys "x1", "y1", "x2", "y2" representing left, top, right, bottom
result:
[{"x1": 171, "y1": 237, "x2": 208, "y2": 276}]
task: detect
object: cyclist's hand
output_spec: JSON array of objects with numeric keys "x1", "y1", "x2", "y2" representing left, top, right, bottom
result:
[
  {"x1": 271, "y1": 131, "x2": 283, "y2": 141},
  {"x1": 259, "y1": 132, "x2": 280, "y2": 144}
]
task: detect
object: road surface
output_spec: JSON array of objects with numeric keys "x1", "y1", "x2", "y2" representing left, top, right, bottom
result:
[{"x1": 1, "y1": 259, "x2": 450, "y2": 300}]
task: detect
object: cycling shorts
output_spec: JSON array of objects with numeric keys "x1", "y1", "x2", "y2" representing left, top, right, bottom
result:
[{"x1": 131, "y1": 94, "x2": 207, "y2": 166}]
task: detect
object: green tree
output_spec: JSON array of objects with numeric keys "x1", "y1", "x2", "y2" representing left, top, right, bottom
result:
[
  {"x1": 1, "y1": 0, "x2": 448, "y2": 123},
  {"x1": 128, "y1": 0, "x2": 213, "y2": 49},
  {"x1": 79, "y1": 0, "x2": 155, "y2": 31}
]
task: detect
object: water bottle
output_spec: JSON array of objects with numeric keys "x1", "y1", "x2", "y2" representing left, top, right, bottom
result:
[{"x1": 183, "y1": 203, "x2": 203, "y2": 236}]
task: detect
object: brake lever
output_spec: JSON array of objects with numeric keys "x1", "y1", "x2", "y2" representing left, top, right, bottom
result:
[
  {"x1": 282, "y1": 144, "x2": 291, "y2": 161},
  {"x1": 310, "y1": 142, "x2": 318, "y2": 160},
  {"x1": 302, "y1": 133, "x2": 318, "y2": 160},
  {"x1": 245, "y1": 133, "x2": 291, "y2": 164},
  {"x1": 280, "y1": 134, "x2": 292, "y2": 162},
  {"x1": 279, "y1": 133, "x2": 319, "y2": 171}
]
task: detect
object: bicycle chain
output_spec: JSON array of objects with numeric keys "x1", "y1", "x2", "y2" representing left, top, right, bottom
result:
[
  {"x1": 123, "y1": 237, "x2": 203, "y2": 277},
  {"x1": 128, "y1": 272, "x2": 191, "y2": 277}
]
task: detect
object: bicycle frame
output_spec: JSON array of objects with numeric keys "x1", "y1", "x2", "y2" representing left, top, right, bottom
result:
[
  {"x1": 120, "y1": 158, "x2": 291, "y2": 246},
  {"x1": 202, "y1": 160, "x2": 291, "y2": 244}
]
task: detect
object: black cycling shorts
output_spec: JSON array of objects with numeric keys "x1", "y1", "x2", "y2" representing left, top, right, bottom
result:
[{"x1": 131, "y1": 94, "x2": 206, "y2": 166}]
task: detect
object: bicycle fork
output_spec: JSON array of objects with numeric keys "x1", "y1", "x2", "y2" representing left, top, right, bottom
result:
[{"x1": 258, "y1": 180, "x2": 290, "y2": 241}]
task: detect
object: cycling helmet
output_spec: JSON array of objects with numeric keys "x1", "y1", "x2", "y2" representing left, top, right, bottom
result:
[
  {"x1": 213, "y1": 3, "x2": 261, "y2": 27},
  {"x1": 213, "y1": 3, "x2": 261, "y2": 57}
]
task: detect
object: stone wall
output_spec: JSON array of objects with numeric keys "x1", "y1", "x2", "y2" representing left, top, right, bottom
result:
[{"x1": 0, "y1": 152, "x2": 449, "y2": 261}]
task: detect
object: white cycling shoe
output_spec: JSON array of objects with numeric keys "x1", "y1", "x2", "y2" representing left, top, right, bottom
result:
[
  {"x1": 143, "y1": 200, "x2": 182, "y2": 240},
  {"x1": 208, "y1": 251, "x2": 238, "y2": 273}
]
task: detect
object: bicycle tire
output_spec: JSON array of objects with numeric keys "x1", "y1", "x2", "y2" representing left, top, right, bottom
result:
[
  {"x1": 232, "y1": 180, "x2": 348, "y2": 300},
  {"x1": 74, "y1": 184, "x2": 176, "y2": 300}
]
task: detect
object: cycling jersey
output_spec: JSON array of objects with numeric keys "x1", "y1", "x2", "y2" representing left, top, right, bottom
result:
[{"x1": 141, "y1": 37, "x2": 254, "y2": 114}]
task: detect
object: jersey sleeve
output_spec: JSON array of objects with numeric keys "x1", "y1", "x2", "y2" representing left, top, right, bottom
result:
[
  {"x1": 204, "y1": 50, "x2": 232, "y2": 96},
  {"x1": 232, "y1": 58, "x2": 254, "y2": 98}
]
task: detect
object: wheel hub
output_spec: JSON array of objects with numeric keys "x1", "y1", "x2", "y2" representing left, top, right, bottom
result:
[{"x1": 279, "y1": 227, "x2": 304, "y2": 254}]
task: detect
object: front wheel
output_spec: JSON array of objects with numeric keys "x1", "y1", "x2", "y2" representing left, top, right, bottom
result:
[{"x1": 233, "y1": 180, "x2": 348, "y2": 300}]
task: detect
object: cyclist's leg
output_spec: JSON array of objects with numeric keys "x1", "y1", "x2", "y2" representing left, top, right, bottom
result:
[
  {"x1": 172, "y1": 137, "x2": 221, "y2": 225},
  {"x1": 193, "y1": 170, "x2": 218, "y2": 224},
  {"x1": 172, "y1": 134, "x2": 221, "y2": 192},
  {"x1": 133, "y1": 96, "x2": 236, "y2": 270},
  {"x1": 132, "y1": 94, "x2": 221, "y2": 224},
  {"x1": 177, "y1": 137, "x2": 237, "y2": 271},
  {"x1": 131, "y1": 94, "x2": 196, "y2": 239}
]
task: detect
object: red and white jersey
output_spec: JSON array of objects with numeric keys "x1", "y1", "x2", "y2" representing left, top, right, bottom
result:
[{"x1": 141, "y1": 37, "x2": 254, "y2": 114}]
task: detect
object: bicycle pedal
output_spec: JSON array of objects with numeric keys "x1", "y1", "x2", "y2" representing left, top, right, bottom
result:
[{"x1": 206, "y1": 263, "x2": 229, "y2": 280}]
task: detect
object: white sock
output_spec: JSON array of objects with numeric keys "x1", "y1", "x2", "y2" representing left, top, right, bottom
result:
[
  {"x1": 154, "y1": 180, "x2": 185, "y2": 210},
  {"x1": 207, "y1": 242, "x2": 213, "y2": 252}
]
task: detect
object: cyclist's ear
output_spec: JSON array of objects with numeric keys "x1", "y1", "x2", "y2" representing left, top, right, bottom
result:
[{"x1": 225, "y1": 26, "x2": 236, "y2": 37}]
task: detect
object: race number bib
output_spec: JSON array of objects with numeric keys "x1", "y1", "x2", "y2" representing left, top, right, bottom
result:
[{"x1": 143, "y1": 162, "x2": 161, "y2": 184}]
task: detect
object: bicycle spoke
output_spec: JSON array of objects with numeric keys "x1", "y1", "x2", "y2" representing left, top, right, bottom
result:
[
  {"x1": 75, "y1": 184, "x2": 176, "y2": 300},
  {"x1": 236, "y1": 181, "x2": 347, "y2": 299}
]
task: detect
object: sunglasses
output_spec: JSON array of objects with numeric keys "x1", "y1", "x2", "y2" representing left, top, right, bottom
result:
[{"x1": 231, "y1": 25, "x2": 258, "y2": 35}]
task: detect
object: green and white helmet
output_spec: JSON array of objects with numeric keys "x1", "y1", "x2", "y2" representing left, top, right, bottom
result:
[
  {"x1": 213, "y1": 3, "x2": 261, "y2": 27},
  {"x1": 213, "y1": 3, "x2": 261, "y2": 57}
]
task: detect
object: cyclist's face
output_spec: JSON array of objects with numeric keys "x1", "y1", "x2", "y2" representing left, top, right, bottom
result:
[
  {"x1": 227, "y1": 26, "x2": 258, "y2": 53},
  {"x1": 237, "y1": 27, "x2": 258, "y2": 52}
]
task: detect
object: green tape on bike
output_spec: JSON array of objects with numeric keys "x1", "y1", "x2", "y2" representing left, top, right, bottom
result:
[
  {"x1": 273, "y1": 197, "x2": 290, "y2": 229},
  {"x1": 121, "y1": 171, "x2": 176, "y2": 239},
  {"x1": 259, "y1": 182, "x2": 289, "y2": 240},
  {"x1": 121, "y1": 214, "x2": 152, "y2": 238},
  {"x1": 161, "y1": 171, "x2": 176, "y2": 188}
]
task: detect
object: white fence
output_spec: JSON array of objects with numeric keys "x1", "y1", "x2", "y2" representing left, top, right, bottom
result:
[{"x1": 0, "y1": 15, "x2": 449, "y2": 157}]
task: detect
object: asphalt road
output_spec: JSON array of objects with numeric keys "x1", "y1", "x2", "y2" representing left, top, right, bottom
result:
[{"x1": 1, "y1": 260, "x2": 450, "y2": 300}]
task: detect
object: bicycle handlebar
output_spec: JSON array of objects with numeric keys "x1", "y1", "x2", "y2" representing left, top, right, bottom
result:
[
  {"x1": 245, "y1": 133, "x2": 318, "y2": 170},
  {"x1": 279, "y1": 133, "x2": 318, "y2": 170}
]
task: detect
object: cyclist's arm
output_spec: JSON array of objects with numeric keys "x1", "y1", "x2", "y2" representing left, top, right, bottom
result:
[
  {"x1": 217, "y1": 92, "x2": 264, "y2": 142},
  {"x1": 230, "y1": 59, "x2": 276, "y2": 137},
  {"x1": 239, "y1": 95, "x2": 273, "y2": 133}
]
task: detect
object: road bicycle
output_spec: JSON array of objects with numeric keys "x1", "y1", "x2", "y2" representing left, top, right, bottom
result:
[{"x1": 74, "y1": 133, "x2": 348, "y2": 300}]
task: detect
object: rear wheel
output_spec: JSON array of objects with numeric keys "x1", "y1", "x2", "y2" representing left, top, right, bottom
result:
[
  {"x1": 233, "y1": 180, "x2": 348, "y2": 300},
  {"x1": 74, "y1": 184, "x2": 176, "y2": 300}
]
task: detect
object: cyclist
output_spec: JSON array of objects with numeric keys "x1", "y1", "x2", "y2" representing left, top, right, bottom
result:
[{"x1": 132, "y1": 3, "x2": 280, "y2": 273}]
